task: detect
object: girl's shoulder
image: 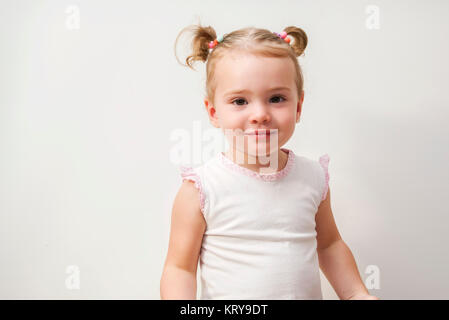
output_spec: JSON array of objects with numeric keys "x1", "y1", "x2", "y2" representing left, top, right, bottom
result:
[
  {"x1": 179, "y1": 165, "x2": 206, "y2": 216},
  {"x1": 178, "y1": 153, "x2": 219, "y2": 217},
  {"x1": 293, "y1": 152, "x2": 329, "y2": 166},
  {"x1": 293, "y1": 152, "x2": 330, "y2": 202}
]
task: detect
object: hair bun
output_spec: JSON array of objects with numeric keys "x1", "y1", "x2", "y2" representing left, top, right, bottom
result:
[
  {"x1": 284, "y1": 26, "x2": 308, "y2": 57},
  {"x1": 174, "y1": 23, "x2": 217, "y2": 70}
]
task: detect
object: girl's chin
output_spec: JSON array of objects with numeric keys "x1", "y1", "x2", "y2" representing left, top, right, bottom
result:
[{"x1": 242, "y1": 143, "x2": 279, "y2": 157}]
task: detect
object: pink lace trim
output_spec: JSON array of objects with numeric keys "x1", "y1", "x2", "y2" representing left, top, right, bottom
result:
[
  {"x1": 319, "y1": 154, "x2": 330, "y2": 201},
  {"x1": 219, "y1": 148, "x2": 295, "y2": 182},
  {"x1": 180, "y1": 166, "x2": 205, "y2": 214}
]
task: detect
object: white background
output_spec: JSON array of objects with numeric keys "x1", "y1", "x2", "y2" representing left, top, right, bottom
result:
[{"x1": 1, "y1": 0, "x2": 448, "y2": 299}]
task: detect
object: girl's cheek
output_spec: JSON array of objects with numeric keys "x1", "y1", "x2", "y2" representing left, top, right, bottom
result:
[{"x1": 275, "y1": 110, "x2": 293, "y2": 124}]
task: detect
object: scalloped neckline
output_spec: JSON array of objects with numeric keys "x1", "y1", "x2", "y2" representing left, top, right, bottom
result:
[{"x1": 219, "y1": 148, "x2": 295, "y2": 182}]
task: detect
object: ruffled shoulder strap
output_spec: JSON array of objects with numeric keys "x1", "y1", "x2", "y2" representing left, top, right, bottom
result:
[
  {"x1": 179, "y1": 165, "x2": 206, "y2": 215},
  {"x1": 318, "y1": 154, "x2": 330, "y2": 201}
]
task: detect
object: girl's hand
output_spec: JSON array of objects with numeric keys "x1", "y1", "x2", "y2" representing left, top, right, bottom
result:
[{"x1": 348, "y1": 292, "x2": 380, "y2": 300}]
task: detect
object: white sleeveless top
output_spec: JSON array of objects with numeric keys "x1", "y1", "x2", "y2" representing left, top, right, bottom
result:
[{"x1": 179, "y1": 148, "x2": 330, "y2": 300}]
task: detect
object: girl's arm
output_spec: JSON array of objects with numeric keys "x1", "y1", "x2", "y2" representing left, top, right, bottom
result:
[
  {"x1": 315, "y1": 187, "x2": 379, "y2": 300},
  {"x1": 160, "y1": 180, "x2": 206, "y2": 299}
]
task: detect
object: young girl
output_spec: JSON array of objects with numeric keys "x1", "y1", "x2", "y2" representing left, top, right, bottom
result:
[{"x1": 160, "y1": 24, "x2": 379, "y2": 300}]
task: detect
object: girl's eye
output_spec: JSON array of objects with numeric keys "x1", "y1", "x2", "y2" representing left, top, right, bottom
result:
[
  {"x1": 232, "y1": 98, "x2": 247, "y2": 106},
  {"x1": 270, "y1": 95, "x2": 286, "y2": 103},
  {"x1": 231, "y1": 96, "x2": 286, "y2": 106}
]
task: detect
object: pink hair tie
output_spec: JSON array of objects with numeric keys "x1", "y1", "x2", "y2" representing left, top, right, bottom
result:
[
  {"x1": 273, "y1": 31, "x2": 291, "y2": 43},
  {"x1": 209, "y1": 34, "x2": 224, "y2": 49}
]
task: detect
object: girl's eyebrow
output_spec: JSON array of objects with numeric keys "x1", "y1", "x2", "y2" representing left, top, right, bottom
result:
[
  {"x1": 224, "y1": 86, "x2": 291, "y2": 97},
  {"x1": 268, "y1": 86, "x2": 291, "y2": 92}
]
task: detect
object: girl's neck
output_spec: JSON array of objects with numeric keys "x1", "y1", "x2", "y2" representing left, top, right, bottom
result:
[{"x1": 223, "y1": 148, "x2": 289, "y2": 174}]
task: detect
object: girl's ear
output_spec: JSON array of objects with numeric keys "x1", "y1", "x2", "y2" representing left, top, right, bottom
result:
[
  {"x1": 204, "y1": 98, "x2": 220, "y2": 128},
  {"x1": 296, "y1": 90, "x2": 304, "y2": 123}
]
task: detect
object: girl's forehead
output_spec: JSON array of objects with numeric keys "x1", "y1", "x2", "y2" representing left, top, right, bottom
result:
[
  {"x1": 219, "y1": 52, "x2": 292, "y2": 68},
  {"x1": 214, "y1": 54, "x2": 296, "y2": 91}
]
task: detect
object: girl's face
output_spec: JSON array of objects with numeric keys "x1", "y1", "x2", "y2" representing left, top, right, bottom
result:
[{"x1": 205, "y1": 51, "x2": 304, "y2": 157}]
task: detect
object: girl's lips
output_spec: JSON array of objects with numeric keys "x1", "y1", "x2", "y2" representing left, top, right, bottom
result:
[{"x1": 244, "y1": 129, "x2": 278, "y2": 135}]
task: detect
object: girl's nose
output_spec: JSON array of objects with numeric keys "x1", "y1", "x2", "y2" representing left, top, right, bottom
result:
[{"x1": 249, "y1": 104, "x2": 271, "y2": 125}]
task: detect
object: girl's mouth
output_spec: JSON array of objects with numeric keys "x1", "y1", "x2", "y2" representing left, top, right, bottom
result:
[{"x1": 244, "y1": 129, "x2": 278, "y2": 136}]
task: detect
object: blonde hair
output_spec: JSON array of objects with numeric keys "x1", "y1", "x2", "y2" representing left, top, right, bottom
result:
[{"x1": 174, "y1": 23, "x2": 308, "y2": 105}]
